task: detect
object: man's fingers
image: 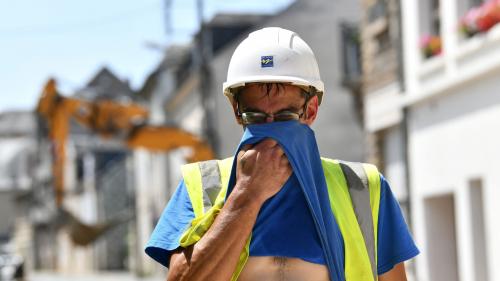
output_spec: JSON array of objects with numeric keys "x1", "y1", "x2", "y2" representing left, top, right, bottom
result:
[
  {"x1": 238, "y1": 139, "x2": 287, "y2": 169},
  {"x1": 264, "y1": 138, "x2": 278, "y2": 147},
  {"x1": 237, "y1": 144, "x2": 253, "y2": 159},
  {"x1": 254, "y1": 138, "x2": 278, "y2": 149},
  {"x1": 280, "y1": 154, "x2": 289, "y2": 166},
  {"x1": 272, "y1": 145, "x2": 285, "y2": 159},
  {"x1": 241, "y1": 144, "x2": 253, "y2": 151}
]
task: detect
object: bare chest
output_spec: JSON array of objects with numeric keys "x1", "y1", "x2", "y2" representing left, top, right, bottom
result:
[{"x1": 237, "y1": 256, "x2": 329, "y2": 281}]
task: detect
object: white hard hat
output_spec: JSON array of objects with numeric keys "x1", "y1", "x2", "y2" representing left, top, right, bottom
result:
[{"x1": 223, "y1": 27, "x2": 325, "y2": 105}]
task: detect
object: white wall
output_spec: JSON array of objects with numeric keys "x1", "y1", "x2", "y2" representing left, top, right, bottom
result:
[
  {"x1": 364, "y1": 0, "x2": 500, "y2": 280},
  {"x1": 382, "y1": 125, "x2": 407, "y2": 201},
  {"x1": 408, "y1": 70, "x2": 500, "y2": 281}
]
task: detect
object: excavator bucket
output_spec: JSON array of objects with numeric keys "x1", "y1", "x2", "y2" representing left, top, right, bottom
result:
[{"x1": 57, "y1": 208, "x2": 134, "y2": 246}]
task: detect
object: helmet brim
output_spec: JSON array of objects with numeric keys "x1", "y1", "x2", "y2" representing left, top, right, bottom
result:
[{"x1": 223, "y1": 75, "x2": 324, "y2": 105}]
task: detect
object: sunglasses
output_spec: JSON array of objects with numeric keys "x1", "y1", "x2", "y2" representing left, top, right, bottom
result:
[
  {"x1": 234, "y1": 85, "x2": 313, "y2": 125},
  {"x1": 236, "y1": 100, "x2": 308, "y2": 125},
  {"x1": 239, "y1": 111, "x2": 304, "y2": 125}
]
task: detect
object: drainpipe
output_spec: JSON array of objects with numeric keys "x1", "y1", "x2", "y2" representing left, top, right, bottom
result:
[
  {"x1": 402, "y1": 108, "x2": 413, "y2": 229},
  {"x1": 396, "y1": 0, "x2": 413, "y2": 231}
]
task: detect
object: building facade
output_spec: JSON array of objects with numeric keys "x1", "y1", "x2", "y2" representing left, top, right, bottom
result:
[
  {"x1": 362, "y1": 0, "x2": 500, "y2": 280},
  {"x1": 23, "y1": 68, "x2": 147, "y2": 275}
]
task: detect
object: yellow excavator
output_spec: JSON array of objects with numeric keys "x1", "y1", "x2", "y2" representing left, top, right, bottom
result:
[{"x1": 36, "y1": 79, "x2": 215, "y2": 245}]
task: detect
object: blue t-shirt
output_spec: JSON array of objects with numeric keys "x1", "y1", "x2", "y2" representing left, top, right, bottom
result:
[{"x1": 145, "y1": 173, "x2": 419, "y2": 275}]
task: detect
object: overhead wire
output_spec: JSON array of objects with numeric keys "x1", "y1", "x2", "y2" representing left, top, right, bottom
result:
[{"x1": 0, "y1": 1, "x2": 163, "y2": 37}]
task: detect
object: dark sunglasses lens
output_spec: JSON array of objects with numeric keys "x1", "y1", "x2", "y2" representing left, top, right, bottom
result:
[
  {"x1": 273, "y1": 112, "x2": 300, "y2": 122},
  {"x1": 242, "y1": 112, "x2": 267, "y2": 124}
]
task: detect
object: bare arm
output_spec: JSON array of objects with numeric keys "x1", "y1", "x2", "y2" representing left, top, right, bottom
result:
[
  {"x1": 168, "y1": 187, "x2": 262, "y2": 281},
  {"x1": 379, "y1": 262, "x2": 408, "y2": 281},
  {"x1": 167, "y1": 139, "x2": 291, "y2": 281}
]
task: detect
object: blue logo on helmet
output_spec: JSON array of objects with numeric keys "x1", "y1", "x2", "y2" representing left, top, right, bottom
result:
[{"x1": 261, "y1": 56, "x2": 274, "y2": 68}]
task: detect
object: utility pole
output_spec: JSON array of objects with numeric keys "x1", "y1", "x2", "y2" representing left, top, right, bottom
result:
[
  {"x1": 161, "y1": 0, "x2": 219, "y2": 155},
  {"x1": 163, "y1": 0, "x2": 173, "y2": 37},
  {"x1": 196, "y1": 0, "x2": 219, "y2": 156}
]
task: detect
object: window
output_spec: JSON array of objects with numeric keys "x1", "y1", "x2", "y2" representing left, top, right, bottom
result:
[
  {"x1": 340, "y1": 22, "x2": 362, "y2": 88},
  {"x1": 430, "y1": 0, "x2": 441, "y2": 36},
  {"x1": 368, "y1": 0, "x2": 388, "y2": 22},
  {"x1": 419, "y1": 0, "x2": 441, "y2": 36},
  {"x1": 419, "y1": 0, "x2": 442, "y2": 58},
  {"x1": 471, "y1": 0, "x2": 486, "y2": 7},
  {"x1": 367, "y1": 0, "x2": 393, "y2": 55},
  {"x1": 375, "y1": 27, "x2": 391, "y2": 52}
]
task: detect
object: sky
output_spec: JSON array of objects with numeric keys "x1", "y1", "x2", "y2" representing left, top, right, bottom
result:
[{"x1": 0, "y1": 0, "x2": 293, "y2": 112}]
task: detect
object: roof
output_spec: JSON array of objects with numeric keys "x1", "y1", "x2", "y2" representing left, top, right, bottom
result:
[
  {"x1": 74, "y1": 67, "x2": 136, "y2": 102},
  {"x1": 206, "y1": 13, "x2": 270, "y2": 27},
  {"x1": 138, "y1": 44, "x2": 193, "y2": 100},
  {"x1": 0, "y1": 111, "x2": 36, "y2": 137},
  {"x1": 0, "y1": 138, "x2": 35, "y2": 190}
]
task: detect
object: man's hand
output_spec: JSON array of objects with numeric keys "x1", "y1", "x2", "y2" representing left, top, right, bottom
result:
[{"x1": 236, "y1": 138, "x2": 292, "y2": 203}]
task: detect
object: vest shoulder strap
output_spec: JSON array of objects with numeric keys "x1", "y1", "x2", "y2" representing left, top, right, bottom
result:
[
  {"x1": 338, "y1": 161, "x2": 379, "y2": 280},
  {"x1": 321, "y1": 157, "x2": 381, "y2": 281},
  {"x1": 181, "y1": 157, "x2": 233, "y2": 217}
]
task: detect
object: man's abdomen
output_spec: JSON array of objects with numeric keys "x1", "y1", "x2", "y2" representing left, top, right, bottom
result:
[{"x1": 238, "y1": 256, "x2": 329, "y2": 281}]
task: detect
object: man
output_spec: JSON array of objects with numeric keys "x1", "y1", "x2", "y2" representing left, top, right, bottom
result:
[{"x1": 145, "y1": 27, "x2": 419, "y2": 281}]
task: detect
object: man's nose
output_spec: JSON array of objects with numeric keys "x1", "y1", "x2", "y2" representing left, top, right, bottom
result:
[{"x1": 266, "y1": 116, "x2": 274, "y2": 123}]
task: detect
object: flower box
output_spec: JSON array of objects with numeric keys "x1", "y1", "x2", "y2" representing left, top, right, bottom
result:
[{"x1": 460, "y1": 0, "x2": 500, "y2": 37}]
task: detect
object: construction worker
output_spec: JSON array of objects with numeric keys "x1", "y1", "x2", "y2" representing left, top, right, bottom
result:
[{"x1": 145, "y1": 27, "x2": 419, "y2": 281}]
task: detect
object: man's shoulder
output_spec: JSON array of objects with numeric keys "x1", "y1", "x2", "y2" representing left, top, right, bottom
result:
[
  {"x1": 320, "y1": 157, "x2": 379, "y2": 170},
  {"x1": 320, "y1": 157, "x2": 381, "y2": 189},
  {"x1": 181, "y1": 157, "x2": 234, "y2": 167},
  {"x1": 180, "y1": 157, "x2": 234, "y2": 179}
]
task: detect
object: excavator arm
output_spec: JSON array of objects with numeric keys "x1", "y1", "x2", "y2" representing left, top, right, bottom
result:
[
  {"x1": 36, "y1": 79, "x2": 215, "y2": 207},
  {"x1": 35, "y1": 79, "x2": 215, "y2": 246}
]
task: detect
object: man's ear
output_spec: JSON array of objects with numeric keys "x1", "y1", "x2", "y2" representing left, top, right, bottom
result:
[{"x1": 304, "y1": 95, "x2": 319, "y2": 125}]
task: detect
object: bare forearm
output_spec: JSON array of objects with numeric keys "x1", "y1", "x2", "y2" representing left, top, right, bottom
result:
[
  {"x1": 379, "y1": 262, "x2": 407, "y2": 281},
  {"x1": 168, "y1": 185, "x2": 263, "y2": 281}
]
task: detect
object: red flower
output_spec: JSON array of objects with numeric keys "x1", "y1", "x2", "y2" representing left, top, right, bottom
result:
[
  {"x1": 460, "y1": 0, "x2": 500, "y2": 36},
  {"x1": 420, "y1": 34, "x2": 442, "y2": 58}
]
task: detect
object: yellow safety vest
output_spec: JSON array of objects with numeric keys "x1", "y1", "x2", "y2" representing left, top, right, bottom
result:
[{"x1": 179, "y1": 157, "x2": 381, "y2": 281}]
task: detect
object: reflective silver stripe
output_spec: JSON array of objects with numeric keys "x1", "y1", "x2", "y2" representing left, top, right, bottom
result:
[
  {"x1": 199, "y1": 160, "x2": 223, "y2": 212},
  {"x1": 340, "y1": 161, "x2": 377, "y2": 280}
]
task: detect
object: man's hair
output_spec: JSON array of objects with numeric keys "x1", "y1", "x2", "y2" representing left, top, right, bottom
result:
[{"x1": 233, "y1": 82, "x2": 315, "y2": 104}]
